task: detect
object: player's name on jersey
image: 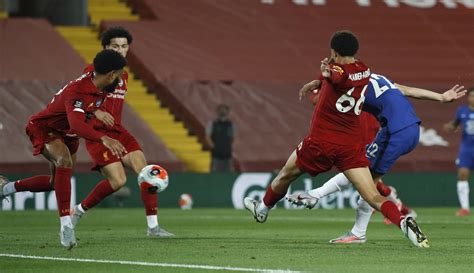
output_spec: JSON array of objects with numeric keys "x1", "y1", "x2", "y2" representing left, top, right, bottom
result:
[
  {"x1": 349, "y1": 69, "x2": 371, "y2": 81},
  {"x1": 260, "y1": 0, "x2": 474, "y2": 9}
]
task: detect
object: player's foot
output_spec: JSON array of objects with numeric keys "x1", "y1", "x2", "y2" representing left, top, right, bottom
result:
[
  {"x1": 456, "y1": 208, "x2": 470, "y2": 217},
  {"x1": 329, "y1": 231, "x2": 367, "y2": 244},
  {"x1": 60, "y1": 225, "x2": 77, "y2": 250},
  {"x1": 401, "y1": 217, "x2": 429, "y2": 248},
  {"x1": 244, "y1": 197, "x2": 268, "y2": 223},
  {"x1": 286, "y1": 192, "x2": 319, "y2": 209},
  {"x1": 0, "y1": 175, "x2": 11, "y2": 202},
  {"x1": 147, "y1": 226, "x2": 175, "y2": 237},
  {"x1": 70, "y1": 205, "x2": 84, "y2": 228},
  {"x1": 384, "y1": 217, "x2": 393, "y2": 225}
]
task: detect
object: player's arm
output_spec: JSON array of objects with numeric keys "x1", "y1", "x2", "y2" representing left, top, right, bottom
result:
[
  {"x1": 320, "y1": 58, "x2": 346, "y2": 86},
  {"x1": 443, "y1": 119, "x2": 461, "y2": 133},
  {"x1": 94, "y1": 109, "x2": 115, "y2": 127},
  {"x1": 299, "y1": 79, "x2": 322, "y2": 101},
  {"x1": 444, "y1": 107, "x2": 463, "y2": 133},
  {"x1": 65, "y1": 97, "x2": 126, "y2": 157},
  {"x1": 396, "y1": 84, "x2": 467, "y2": 103}
]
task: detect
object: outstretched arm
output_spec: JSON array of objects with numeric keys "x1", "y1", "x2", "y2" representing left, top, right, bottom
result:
[
  {"x1": 299, "y1": 80, "x2": 321, "y2": 101},
  {"x1": 396, "y1": 84, "x2": 467, "y2": 103}
]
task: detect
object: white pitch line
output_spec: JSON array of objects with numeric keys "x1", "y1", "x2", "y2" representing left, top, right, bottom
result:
[{"x1": 0, "y1": 253, "x2": 304, "y2": 273}]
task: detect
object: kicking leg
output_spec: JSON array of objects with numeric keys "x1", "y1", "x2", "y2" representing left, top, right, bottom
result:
[
  {"x1": 287, "y1": 172, "x2": 351, "y2": 208},
  {"x1": 244, "y1": 150, "x2": 303, "y2": 223},
  {"x1": 122, "y1": 150, "x2": 174, "y2": 237}
]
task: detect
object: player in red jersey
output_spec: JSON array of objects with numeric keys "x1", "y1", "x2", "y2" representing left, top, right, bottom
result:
[
  {"x1": 0, "y1": 50, "x2": 127, "y2": 249},
  {"x1": 309, "y1": 90, "x2": 416, "y2": 225},
  {"x1": 70, "y1": 27, "x2": 174, "y2": 237},
  {"x1": 243, "y1": 31, "x2": 428, "y2": 247}
]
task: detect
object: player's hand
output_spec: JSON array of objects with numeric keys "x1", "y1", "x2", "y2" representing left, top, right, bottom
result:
[
  {"x1": 440, "y1": 85, "x2": 467, "y2": 103},
  {"x1": 95, "y1": 110, "x2": 115, "y2": 127},
  {"x1": 443, "y1": 122, "x2": 459, "y2": 133},
  {"x1": 101, "y1": 136, "x2": 127, "y2": 157},
  {"x1": 299, "y1": 80, "x2": 321, "y2": 100},
  {"x1": 320, "y1": 58, "x2": 331, "y2": 78}
]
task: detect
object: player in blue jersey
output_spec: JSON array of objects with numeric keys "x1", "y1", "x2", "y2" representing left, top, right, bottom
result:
[
  {"x1": 444, "y1": 88, "x2": 474, "y2": 217},
  {"x1": 288, "y1": 73, "x2": 466, "y2": 243}
]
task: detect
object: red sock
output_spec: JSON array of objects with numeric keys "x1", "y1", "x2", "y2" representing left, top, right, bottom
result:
[
  {"x1": 400, "y1": 204, "x2": 411, "y2": 215},
  {"x1": 376, "y1": 181, "x2": 391, "y2": 197},
  {"x1": 81, "y1": 180, "x2": 115, "y2": 211},
  {"x1": 54, "y1": 167, "x2": 73, "y2": 217},
  {"x1": 140, "y1": 188, "x2": 158, "y2": 215},
  {"x1": 380, "y1": 201, "x2": 403, "y2": 228},
  {"x1": 15, "y1": 176, "x2": 53, "y2": 192},
  {"x1": 263, "y1": 186, "x2": 286, "y2": 207}
]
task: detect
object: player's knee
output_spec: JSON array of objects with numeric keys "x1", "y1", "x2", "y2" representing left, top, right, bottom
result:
[
  {"x1": 53, "y1": 156, "x2": 73, "y2": 168},
  {"x1": 109, "y1": 174, "x2": 127, "y2": 190}
]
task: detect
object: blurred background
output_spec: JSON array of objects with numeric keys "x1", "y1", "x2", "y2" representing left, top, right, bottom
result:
[{"x1": 0, "y1": 0, "x2": 473, "y2": 210}]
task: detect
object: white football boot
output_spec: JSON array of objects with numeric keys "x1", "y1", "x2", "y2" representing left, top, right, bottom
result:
[
  {"x1": 329, "y1": 231, "x2": 367, "y2": 244},
  {"x1": 286, "y1": 192, "x2": 319, "y2": 209},
  {"x1": 244, "y1": 197, "x2": 268, "y2": 223},
  {"x1": 400, "y1": 216, "x2": 429, "y2": 248},
  {"x1": 70, "y1": 205, "x2": 84, "y2": 228},
  {"x1": 60, "y1": 225, "x2": 77, "y2": 250},
  {"x1": 0, "y1": 175, "x2": 11, "y2": 202},
  {"x1": 147, "y1": 226, "x2": 175, "y2": 237}
]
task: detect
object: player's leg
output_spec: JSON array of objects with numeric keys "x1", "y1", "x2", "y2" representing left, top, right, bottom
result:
[
  {"x1": 40, "y1": 139, "x2": 77, "y2": 249},
  {"x1": 76, "y1": 161, "x2": 125, "y2": 214},
  {"x1": 244, "y1": 149, "x2": 303, "y2": 223},
  {"x1": 0, "y1": 157, "x2": 62, "y2": 199},
  {"x1": 121, "y1": 150, "x2": 175, "y2": 237},
  {"x1": 287, "y1": 172, "x2": 351, "y2": 208},
  {"x1": 344, "y1": 167, "x2": 428, "y2": 247},
  {"x1": 456, "y1": 167, "x2": 470, "y2": 216}
]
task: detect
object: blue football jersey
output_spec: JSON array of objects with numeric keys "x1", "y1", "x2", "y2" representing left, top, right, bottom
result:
[
  {"x1": 363, "y1": 74, "x2": 421, "y2": 134},
  {"x1": 455, "y1": 105, "x2": 474, "y2": 147}
]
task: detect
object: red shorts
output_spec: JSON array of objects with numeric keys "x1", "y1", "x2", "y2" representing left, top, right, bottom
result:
[
  {"x1": 295, "y1": 136, "x2": 370, "y2": 176},
  {"x1": 85, "y1": 127, "x2": 142, "y2": 171},
  {"x1": 25, "y1": 122, "x2": 80, "y2": 156}
]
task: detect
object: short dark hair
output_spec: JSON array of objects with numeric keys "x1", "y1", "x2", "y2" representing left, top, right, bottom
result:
[
  {"x1": 330, "y1": 31, "x2": 359, "y2": 57},
  {"x1": 93, "y1": 49, "x2": 127, "y2": 75},
  {"x1": 101, "y1": 26, "x2": 133, "y2": 48}
]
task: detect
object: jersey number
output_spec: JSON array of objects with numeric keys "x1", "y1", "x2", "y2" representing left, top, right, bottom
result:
[
  {"x1": 370, "y1": 74, "x2": 396, "y2": 98},
  {"x1": 336, "y1": 84, "x2": 368, "y2": 115}
]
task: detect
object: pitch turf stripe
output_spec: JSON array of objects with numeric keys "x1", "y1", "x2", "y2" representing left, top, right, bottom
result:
[{"x1": 0, "y1": 253, "x2": 303, "y2": 273}]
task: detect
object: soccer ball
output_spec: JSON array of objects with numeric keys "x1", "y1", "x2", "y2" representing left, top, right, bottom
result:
[
  {"x1": 179, "y1": 193, "x2": 193, "y2": 210},
  {"x1": 138, "y1": 165, "x2": 169, "y2": 193}
]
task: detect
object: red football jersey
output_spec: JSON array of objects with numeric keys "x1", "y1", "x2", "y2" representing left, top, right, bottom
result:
[
  {"x1": 84, "y1": 64, "x2": 128, "y2": 131},
  {"x1": 361, "y1": 112, "x2": 380, "y2": 145},
  {"x1": 309, "y1": 61, "x2": 371, "y2": 145},
  {"x1": 28, "y1": 72, "x2": 107, "y2": 141}
]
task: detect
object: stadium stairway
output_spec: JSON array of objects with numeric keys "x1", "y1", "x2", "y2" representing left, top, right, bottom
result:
[{"x1": 55, "y1": 0, "x2": 211, "y2": 172}]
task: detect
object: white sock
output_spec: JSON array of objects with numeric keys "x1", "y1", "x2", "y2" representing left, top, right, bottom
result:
[
  {"x1": 350, "y1": 198, "x2": 372, "y2": 238},
  {"x1": 308, "y1": 173, "x2": 350, "y2": 198},
  {"x1": 457, "y1": 181, "x2": 470, "y2": 210},
  {"x1": 3, "y1": 182, "x2": 17, "y2": 195},
  {"x1": 60, "y1": 216, "x2": 72, "y2": 228},
  {"x1": 147, "y1": 215, "x2": 159, "y2": 229}
]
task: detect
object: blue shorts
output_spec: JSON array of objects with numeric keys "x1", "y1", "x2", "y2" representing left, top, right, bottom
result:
[
  {"x1": 366, "y1": 123, "x2": 420, "y2": 175},
  {"x1": 456, "y1": 145, "x2": 474, "y2": 169}
]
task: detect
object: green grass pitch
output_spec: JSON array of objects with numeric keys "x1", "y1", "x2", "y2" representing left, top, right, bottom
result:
[{"x1": 0, "y1": 208, "x2": 472, "y2": 273}]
